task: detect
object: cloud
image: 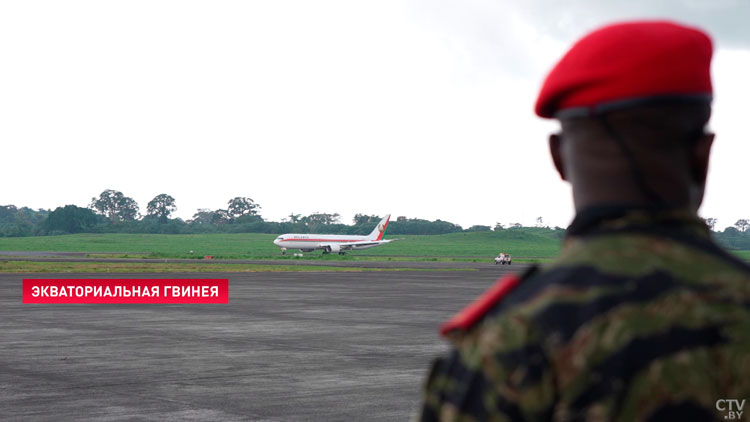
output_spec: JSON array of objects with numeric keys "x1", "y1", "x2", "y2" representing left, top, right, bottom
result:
[{"x1": 514, "y1": 0, "x2": 750, "y2": 48}]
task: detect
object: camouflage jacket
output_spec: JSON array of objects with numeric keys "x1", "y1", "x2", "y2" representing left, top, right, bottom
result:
[{"x1": 420, "y1": 207, "x2": 750, "y2": 422}]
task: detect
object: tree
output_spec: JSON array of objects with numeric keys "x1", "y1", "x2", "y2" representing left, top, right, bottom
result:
[
  {"x1": 227, "y1": 197, "x2": 260, "y2": 219},
  {"x1": 723, "y1": 226, "x2": 740, "y2": 235},
  {"x1": 89, "y1": 189, "x2": 139, "y2": 223},
  {"x1": 0, "y1": 205, "x2": 18, "y2": 224},
  {"x1": 0, "y1": 205, "x2": 49, "y2": 236},
  {"x1": 118, "y1": 198, "x2": 139, "y2": 221},
  {"x1": 703, "y1": 217, "x2": 718, "y2": 231},
  {"x1": 188, "y1": 208, "x2": 231, "y2": 226},
  {"x1": 387, "y1": 218, "x2": 463, "y2": 235},
  {"x1": 494, "y1": 222, "x2": 505, "y2": 231},
  {"x1": 536, "y1": 216, "x2": 545, "y2": 227},
  {"x1": 465, "y1": 225, "x2": 492, "y2": 232},
  {"x1": 44, "y1": 205, "x2": 98, "y2": 233},
  {"x1": 353, "y1": 214, "x2": 379, "y2": 225},
  {"x1": 302, "y1": 212, "x2": 341, "y2": 225},
  {"x1": 735, "y1": 219, "x2": 750, "y2": 232},
  {"x1": 213, "y1": 209, "x2": 231, "y2": 225},
  {"x1": 285, "y1": 213, "x2": 301, "y2": 223},
  {"x1": 147, "y1": 194, "x2": 176, "y2": 223},
  {"x1": 189, "y1": 209, "x2": 214, "y2": 226}
]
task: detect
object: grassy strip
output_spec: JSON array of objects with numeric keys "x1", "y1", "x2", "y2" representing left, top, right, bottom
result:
[
  {"x1": 1, "y1": 232, "x2": 741, "y2": 263},
  {"x1": 0, "y1": 260, "x2": 470, "y2": 273},
  {"x1": 83, "y1": 253, "x2": 552, "y2": 264},
  {"x1": 0, "y1": 231, "x2": 563, "y2": 259}
]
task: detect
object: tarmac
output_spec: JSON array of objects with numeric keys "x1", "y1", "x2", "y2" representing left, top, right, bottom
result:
[{"x1": 0, "y1": 263, "x2": 525, "y2": 421}]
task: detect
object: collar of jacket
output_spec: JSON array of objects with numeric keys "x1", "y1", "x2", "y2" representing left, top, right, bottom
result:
[{"x1": 566, "y1": 204, "x2": 710, "y2": 240}]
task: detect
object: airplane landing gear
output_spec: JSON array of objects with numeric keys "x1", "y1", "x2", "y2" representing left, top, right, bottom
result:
[{"x1": 281, "y1": 248, "x2": 287, "y2": 255}]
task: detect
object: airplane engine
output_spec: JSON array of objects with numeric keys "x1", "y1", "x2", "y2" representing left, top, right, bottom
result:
[{"x1": 327, "y1": 244, "x2": 341, "y2": 253}]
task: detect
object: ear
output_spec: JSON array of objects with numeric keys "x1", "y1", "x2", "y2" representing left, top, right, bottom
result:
[
  {"x1": 549, "y1": 134, "x2": 567, "y2": 181},
  {"x1": 690, "y1": 132, "x2": 714, "y2": 185}
]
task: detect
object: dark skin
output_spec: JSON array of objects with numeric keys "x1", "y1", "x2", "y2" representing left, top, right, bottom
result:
[{"x1": 548, "y1": 104, "x2": 715, "y2": 213}]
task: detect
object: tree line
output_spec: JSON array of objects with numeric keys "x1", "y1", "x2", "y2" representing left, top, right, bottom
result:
[
  {"x1": 0, "y1": 190, "x2": 466, "y2": 236},
  {"x1": 1, "y1": 189, "x2": 750, "y2": 250}
]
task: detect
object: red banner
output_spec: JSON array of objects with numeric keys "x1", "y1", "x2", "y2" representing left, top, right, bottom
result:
[{"x1": 22, "y1": 279, "x2": 228, "y2": 304}]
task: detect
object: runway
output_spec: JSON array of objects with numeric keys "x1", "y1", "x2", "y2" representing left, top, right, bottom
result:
[{"x1": 0, "y1": 264, "x2": 526, "y2": 421}]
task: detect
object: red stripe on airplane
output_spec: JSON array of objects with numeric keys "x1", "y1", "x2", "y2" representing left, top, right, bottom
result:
[{"x1": 280, "y1": 239, "x2": 362, "y2": 243}]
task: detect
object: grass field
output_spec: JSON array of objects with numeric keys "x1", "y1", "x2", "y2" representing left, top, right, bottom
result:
[
  {"x1": 0, "y1": 229, "x2": 564, "y2": 260},
  {"x1": 0, "y1": 231, "x2": 747, "y2": 264}
]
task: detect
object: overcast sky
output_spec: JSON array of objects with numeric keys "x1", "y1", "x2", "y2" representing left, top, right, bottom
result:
[{"x1": 1, "y1": 1, "x2": 748, "y2": 229}]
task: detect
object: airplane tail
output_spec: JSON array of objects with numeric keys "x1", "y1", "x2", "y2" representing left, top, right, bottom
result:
[{"x1": 367, "y1": 214, "x2": 391, "y2": 240}]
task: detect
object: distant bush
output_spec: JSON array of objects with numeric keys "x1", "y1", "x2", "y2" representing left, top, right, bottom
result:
[
  {"x1": 0, "y1": 205, "x2": 48, "y2": 237},
  {"x1": 714, "y1": 227, "x2": 750, "y2": 250},
  {"x1": 43, "y1": 205, "x2": 98, "y2": 234},
  {"x1": 388, "y1": 219, "x2": 462, "y2": 235},
  {"x1": 465, "y1": 225, "x2": 492, "y2": 232}
]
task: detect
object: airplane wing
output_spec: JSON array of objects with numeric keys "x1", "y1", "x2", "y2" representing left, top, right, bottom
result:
[{"x1": 339, "y1": 239, "x2": 398, "y2": 250}]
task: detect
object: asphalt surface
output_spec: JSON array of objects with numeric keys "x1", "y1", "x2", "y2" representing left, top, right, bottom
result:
[{"x1": 0, "y1": 264, "x2": 525, "y2": 421}]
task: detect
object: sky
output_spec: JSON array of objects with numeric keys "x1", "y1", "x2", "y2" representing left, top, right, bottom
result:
[{"x1": 1, "y1": 0, "x2": 749, "y2": 230}]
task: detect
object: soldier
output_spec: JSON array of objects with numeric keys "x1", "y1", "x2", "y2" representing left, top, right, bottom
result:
[{"x1": 419, "y1": 21, "x2": 750, "y2": 421}]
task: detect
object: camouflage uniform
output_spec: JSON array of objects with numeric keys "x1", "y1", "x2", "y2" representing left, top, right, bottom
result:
[{"x1": 420, "y1": 206, "x2": 750, "y2": 421}]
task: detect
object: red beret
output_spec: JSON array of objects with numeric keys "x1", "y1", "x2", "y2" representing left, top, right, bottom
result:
[{"x1": 535, "y1": 20, "x2": 713, "y2": 119}]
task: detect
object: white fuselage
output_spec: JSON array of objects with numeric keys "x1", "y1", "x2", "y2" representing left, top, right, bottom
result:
[
  {"x1": 273, "y1": 214, "x2": 393, "y2": 254},
  {"x1": 273, "y1": 234, "x2": 381, "y2": 251}
]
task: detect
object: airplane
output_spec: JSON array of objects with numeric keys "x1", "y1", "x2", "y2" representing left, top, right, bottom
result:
[{"x1": 273, "y1": 214, "x2": 396, "y2": 255}]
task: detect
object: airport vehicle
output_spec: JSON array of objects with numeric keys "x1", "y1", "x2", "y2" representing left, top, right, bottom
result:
[
  {"x1": 494, "y1": 253, "x2": 512, "y2": 265},
  {"x1": 273, "y1": 215, "x2": 395, "y2": 255}
]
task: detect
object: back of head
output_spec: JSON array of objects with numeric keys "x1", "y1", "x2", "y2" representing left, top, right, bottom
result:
[
  {"x1": 560, "y1": 103, "x2": 712, "y2": 209},
  {"x1": 560, "y1": 103, "x2": 710, "y2": 150},
  {"x1": 535, "y1": 21, "x2": 715, "y2": 211}
]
